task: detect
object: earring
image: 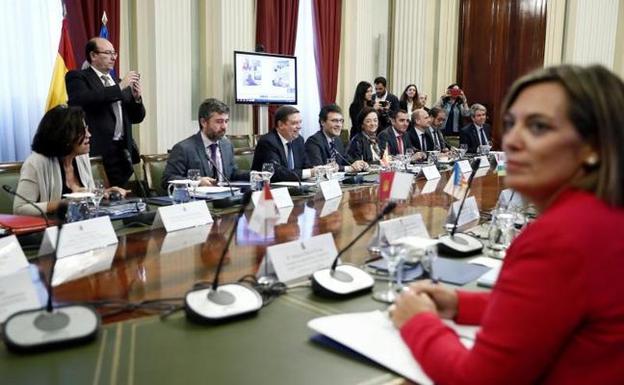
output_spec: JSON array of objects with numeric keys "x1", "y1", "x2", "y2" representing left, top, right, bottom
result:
[{"x1": 585, "y1": 154, "x2": 599, "y2": 166}]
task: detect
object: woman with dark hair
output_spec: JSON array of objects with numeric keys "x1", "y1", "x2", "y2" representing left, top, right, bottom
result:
[
  {"x1": 14, "y1": 105, "x2": 127, "y2": 216},
  {"x1": 390, "y1": 65, "x2": 624, "y2": 384},
  {"x1": 347, "y1": 107, "x2": 382, "y2": 163},
  {"x1": 348, "y1": 81, "x2": 374, "y2": 139},
  {"x1": 434, "y1": 83, "x2": 470, "y2": 135},
  {"x1": 399, "y1": 84, "x2": 422, "y2": 119}
]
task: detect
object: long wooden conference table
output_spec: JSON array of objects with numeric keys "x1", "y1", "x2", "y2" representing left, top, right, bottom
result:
[{"x1": 1, "y1": 168, "x2": 505, "y2": 384}]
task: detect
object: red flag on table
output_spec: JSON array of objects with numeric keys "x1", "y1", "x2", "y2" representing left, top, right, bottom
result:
[{"x1": 378, "y1": 171, "x2": 395, "y2": 201}]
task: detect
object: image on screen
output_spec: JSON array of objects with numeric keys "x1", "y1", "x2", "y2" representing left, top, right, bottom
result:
[{"x1": 234, "y1": 51, "x2": 297, "y2": 105}]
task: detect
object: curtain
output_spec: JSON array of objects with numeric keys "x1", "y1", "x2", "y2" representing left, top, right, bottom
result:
[
  {"x1": 312, "y1": 0, "x2": 342, "y2": 105},
  {"x1": 255, "y1": 0, "x2": 300, "y2": 131},
  {"x1": 0, "y1": 0, "x2": 61, "y2": 161},
  {"x1": 65, "y1": 0, "x2": 120, "y2": 75}
]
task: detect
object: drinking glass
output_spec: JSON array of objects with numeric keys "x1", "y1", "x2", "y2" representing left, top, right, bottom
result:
[
  {"x1": 90, "y1": 180, "x2": 105, "y2": 216},
  {"x1": 262, "y1": 163, "x2": 275, "y2": 181},
  {"x1": 485, "y1": 208, "x2": 517, "y2": 259},
  {"x1": 249, "y1": 171, "x2": 264, "y2": 191},
  {"x1": 459, "y1": 144, "x2": 468, "y2": 158},
  {"x1": 314, "y1": 165, "x2": 327, "y2": 184},
  {"x1": 420, "y1": 245, "x2": 439, "y2": 282},
  {"x1": 372, "y1": 244, "x2": 407, "y2": 303},
  {"x1": 187, "y1": 169, "x2": 201, "y2": 199}
]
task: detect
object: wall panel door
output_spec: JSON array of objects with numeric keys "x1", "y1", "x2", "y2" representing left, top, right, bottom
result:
[{"x1": 457, "y1": 0, "x2": 547, "y2": 146}]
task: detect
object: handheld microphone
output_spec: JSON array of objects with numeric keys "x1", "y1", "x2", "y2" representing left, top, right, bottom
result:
[
  {"x1": 311, "y1": 201, "x2": 397, "y2": 298},
  {"x1": 184, "y1": 191, "x2": 263, "y2": 323},
  {"x1": 437, "y1": 157, "x2": 484, "y2": 257},
  {"x1": 206, "y1": 153, "x2": 244, "y2": 209},
  {"x1": 270, "y1": 161, "x2": 311, "y2": 196},
  {"x1": 2, "y1": 186, "x2": 100, "y2": 353}
]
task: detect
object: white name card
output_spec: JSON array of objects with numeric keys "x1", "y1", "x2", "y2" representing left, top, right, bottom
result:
[
  {"x1": 421, "y1": 165, "x2": 441, "y2": 180},
  {"x1": 39, "y1": 216, "x2": 118, "y2": 259},
  {"x1": 474, "y1": 168, "x2": 489, "y2": 178},
  {"x1": 52, "y1": 244, "x2": 117, "y2": 287},
  {"x1": 421, "y1": 179, "x2": 439, "y2": 194},
  {"x1": 320, "y1": 197, "x2": 342, "y2": 217},
  {"x1": 267, "y1": 232, "x2": 337, "y2": 283},
  {"x1": 450, "y1": 196, "x2": 480, "y2": 227},
  {"x1": 457, "y1": 160, "x2": 472, "y2": 174},
  {"x1": 160, "y1": 224, "x2": 212, "y2": 254},
  {"x1": 0, "y1": 235, "x2": 28, "y2": 277},
  {"x1": 476, "y1": 156, "x2": 490, "y2": 168},
  {"x1": 378, "y1": 214, "x2": 430, "y2": 243},
  {"x1": 153, "y1": 200, "x2": 213, "y2": 232},
  {"x1": 497, "y1": 189, "x2": 524, "y2": 210},
  {"x1": 0, "y1": 266, "x2": 42, "y2": 323},
  {"x1": 319, "y1": 179, "x2": 343, "y2": 200},
  {"x1": 252, "y1": 187, "x2": 293, "y2": 209},
  {"x1": 390, "y1": 172, "x2": 415, "y2": 201}
]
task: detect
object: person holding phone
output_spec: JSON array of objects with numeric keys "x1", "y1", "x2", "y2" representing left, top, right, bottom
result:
[
  {"x1": 434, "y1": 83, "x2": 470, "y2": 136},
  {"x1": 372, "y1": 76, "x2": 400, "y2": 130}
]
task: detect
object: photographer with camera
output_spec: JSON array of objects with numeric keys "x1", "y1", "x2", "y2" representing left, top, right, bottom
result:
[
  {"x1": 372, "y1": 76, "x2": 400, "y2": 131},
  {"x1": 435, "y1": 83, "x2": 470, "y2": 136}
]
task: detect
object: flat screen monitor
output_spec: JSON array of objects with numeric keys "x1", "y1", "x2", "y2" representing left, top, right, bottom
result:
[{"x1": 233, "y1": 51, "x2": 297, "y2": 105}]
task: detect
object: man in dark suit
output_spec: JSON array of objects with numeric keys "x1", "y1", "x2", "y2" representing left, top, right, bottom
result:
[
  {"x1": 305, "y1": 104, "x2": 368, "y2": 172},
  {"x1": 378, "y1": 110, "x2": 412, "y2": 156},
  {"x1": 428, "y1": 107, "x2": 451, "y2": 151},
  {"x1": 252, "y1": 106, "x2": 315, "y2": 182},
  {"x1": 66, "y1": 37, "x2": 145, "y2": 187},
  {"x1": 460, "y1": 103, "x2": 492, "y2": 153},
  {"x1": 372, "y1": 76, "x2": 400, "y2": 130},
  {"x1": 161, "y1": 98, "x2": 249, "y2": 190},
  {"x1": 407, "y1": 109, "x2": 433, "y2": 161}
]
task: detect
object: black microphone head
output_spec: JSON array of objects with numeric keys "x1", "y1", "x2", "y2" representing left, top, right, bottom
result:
[
  {"x1": 2, "y1": 184, "x2": 13, "y2": 194},
  {"x1": 471, "y1": 157, "x2": 482, "y2": 170},
  {"x1": 383, "y1": 201, "x2": 397, "y2": 215}
]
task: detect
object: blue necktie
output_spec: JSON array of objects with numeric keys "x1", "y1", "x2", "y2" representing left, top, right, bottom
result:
[
  {"x1": 479, "y1": 128, "x2": 488, "y2": 145},
  {"x1": 287, "y1": 142, "x2": 295, "y2": 170},
  {"x1": 329, "y1": 140, "x2": 337, "y2": 159}
]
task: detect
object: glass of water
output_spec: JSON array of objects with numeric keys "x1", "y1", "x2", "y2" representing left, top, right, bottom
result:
[
  {"x1": 90, "y1": 180, "x2": 105, "y2": 216},
  {"x1": 485, "y1": 208, "x2": 517, "y2": 259},
  {"x1": 373, "y1": 244, "x2": 407, "y2": 303},
  {"x1": 187, "y1": 169, "x2": 201, "y2": 199},
  {"x1": 459, "y1": 144, "x2": 468, "y2": 158}
]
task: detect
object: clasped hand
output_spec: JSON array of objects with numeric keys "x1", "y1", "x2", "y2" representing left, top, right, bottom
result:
[{"x1": 389, "y1": 280, "x2": 459, "y2": 329}]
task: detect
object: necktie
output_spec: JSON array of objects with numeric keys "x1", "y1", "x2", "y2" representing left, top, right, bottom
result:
[
  {"x1": 396, "y1": 135, "x2": 403, "y2": 154},
  {"x1": 101, "y1": 75, "x2": 123, "y2": 140},
  {"x1": 329, "y1": 140, "x2": 337, "y2": 159},
  {"x1": 479, "y1": 128, "x2": 488, "y2": 145},
  {"x1": 287, "y1": 142, "x2": 295, "y2": 170},
  {"x1": 420, "y1": 134, "x2": 427, "y2": 152},
  {"x1": 433, "y1": 130, "x2": 440, "y2": 150},
  {"x1": 209, "y1": 143, "x2": 220, "y2": 178}
]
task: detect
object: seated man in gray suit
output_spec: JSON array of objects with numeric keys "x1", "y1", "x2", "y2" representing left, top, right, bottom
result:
[{"x1": 162, "y1": 98, "x2": 249, "y2": 190}]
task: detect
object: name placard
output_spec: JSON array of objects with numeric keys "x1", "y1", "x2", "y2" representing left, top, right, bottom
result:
[
  {"x1": 153, "y1": 200, "x2": 213, "y2": 232},
  {"x1": 421, "y1": 179, "x2": 439, "y2": 194},
  {"x1": 421, "y1": 165, "x2": 441, "y2": 180},
  {"x1": 319, "y1": 179, "x2": 343, "y2": 200},
  {"x1": 378, "y1": 214, "x2": 430, "y2": 243},
  {"x1": 0, "y1": 266, "x2": 42, "y2": 323},
  {"x1": 0, "y1": 235, "x2": 28, "y2": 276},
  {"x1": 476, "y1": 156, "x2": 490, "y2": 168},
  {"x1": 267, "y1": 232, "x2": 337, "y2": 283},
  {"x1": 497, "y1": 188, "x2": 524, "y2": 210},
  {"x1": 457, "y1": 160, "x2": 472, "y2": 174},
  {"x1": 39, "y1": 216, "x2": 118, "y2": 259},
  {"x1": 160, "y1": 224, "x2": 213, "y2": 254},
  {"x1": 51, "y1": 244, "x2": 117, "y2": 287},
  {"x1": 320, "y1": 197, "x2": 342, "y2": 217},
  {"x1": 390, "y1": 172, "x2": 415, "y2": 201},
  {"x1": 450, "y1": 196, "x2": 480, "y2": 228},
  {"x1": 252, "y1": 187, "x2": 293, "y2": 209}
]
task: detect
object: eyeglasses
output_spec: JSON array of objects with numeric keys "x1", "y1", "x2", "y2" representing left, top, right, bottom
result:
[
  {"x1": 95, "y1": 50, "x2": 118, "y2": 57},
  {"x1": 329, "y1": 119, "x2": 344, "y2": 123}
]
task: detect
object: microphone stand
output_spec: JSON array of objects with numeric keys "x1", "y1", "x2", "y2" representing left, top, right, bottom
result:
[
  {"x1": 206, "y1": 155, "x2": 243, "y2": 209},
  {"x1": 184, "y1": 191, "x2": 263, "y2": 323},
  {"x1": 437, "y1": 158, "x2": 484, "y2": 257},
  {"x1": 2, "y1": 185, "x2": 100, "y2": 353},
  {"x1": 311, "y1": 202, "x2": 397, "y2": 298}
]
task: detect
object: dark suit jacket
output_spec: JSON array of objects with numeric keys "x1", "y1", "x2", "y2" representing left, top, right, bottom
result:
[
  {"x1": 373, "y1": 92, "x2": 400, "y2": 131},
  {"x1": 161, "y1": 133, "x2": 247, "y2": 190},
  {"x1": 305, "y1": 130, "x2": 351, "y2": 169},
  {"x1": 429, "y1": 127, "x2": 451, "y2": 151},
  {"x1": 66, "y1": 67, "x2": 145, "y2": 161},
  {"x1": 374, "y1": 92, "x2": 400, "y2": 113},
  {"x1": 460, "y1": 123, "x2": 492, "y2": 153},
  {"x1": 251, "y1": 130, "x2": 310, "y2": 182},
  {"x1": 347, "y1": 133, "x2": 379, "y2": 164},
  {"x1": 377, "y1": 127, "x2": 412, "y2": 156},
  {"x1": 407, "y1": 127, "x2": 434, "y2": 152}
]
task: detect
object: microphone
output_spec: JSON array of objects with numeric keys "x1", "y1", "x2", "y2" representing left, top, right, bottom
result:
[
  {"x1": 311, "y1": 201, "x2": 397, "y2": 298},
  {"x1": 2, "y1": 186, "x2": 100, "y2": 353},
  {"x1": 437, "y1": 157, "x2": 484, "y2": 257},
  {"x1": 270, "y1": 161, "x2": 311, "y2": 196},
  {"x1": 206, "y1": 153, "x2": 244, "y2": 209},
  {"x1": 184, "y1": 191, "x2": 263, "y2": 323}
]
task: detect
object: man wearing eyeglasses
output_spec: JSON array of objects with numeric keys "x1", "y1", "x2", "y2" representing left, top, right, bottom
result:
[{"x1": 66, "y1": 37, "x2": 145, "y2": 187}]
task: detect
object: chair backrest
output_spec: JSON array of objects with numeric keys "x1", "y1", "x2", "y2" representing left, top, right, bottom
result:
[
  {"x1": 234, "y1": 148, "x2": 254, "y2": 172},
  {"x1": 446, "y1": 135, "x2": 460, "y2": 149},
  {"x1": 340, "y1": 129, "x2": 349, "y2": 148},
  {"x1": 0, "y1": 162, "x2": 23, "y2": 214},
  {"x1": 253, "y1": 134, "x2": 263, "y2": 147},
  {"x1": 141, "y1": 154, "x2": 169, "y2": 196},
  {"x1": 227, "y1": 134, "x2": 251, "y2": 149},
  {"x1": 89, "y1": 156, "x2": 111, "y2": 188}
]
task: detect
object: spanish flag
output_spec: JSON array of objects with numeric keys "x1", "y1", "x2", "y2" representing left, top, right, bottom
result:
[{"x1": 45, "y1": 11, "x2": 75, "y2": 111}]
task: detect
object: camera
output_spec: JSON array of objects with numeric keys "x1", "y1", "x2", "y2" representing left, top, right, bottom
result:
[
  {"x1": 378, "y1": 100, "x2": 389, "y2": 107},
  {"x1": 450, "y1": 88, "x2": 462, "y2": 98}
]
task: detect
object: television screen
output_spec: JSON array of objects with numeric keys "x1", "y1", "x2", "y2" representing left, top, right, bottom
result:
[{"x1": 234, "y1": 51, "x2": 297, "y2": 105}]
